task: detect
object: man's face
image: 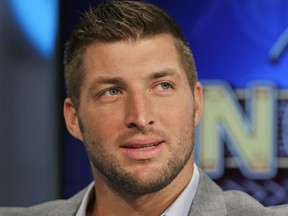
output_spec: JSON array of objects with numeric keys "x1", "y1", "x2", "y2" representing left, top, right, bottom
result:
[{"x1": 64, "y1": 34, "x2": 202, "y2": 194}]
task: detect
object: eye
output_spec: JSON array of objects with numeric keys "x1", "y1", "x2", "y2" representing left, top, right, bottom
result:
[
  {"x1": 159, "y1": 82, "x2": 172, "y2": 90},
  {"x1": 152, "y1": 81, "x2": 174, "y2": 94},
  {"x1": 99, "y1": 88, "x2": 120, "y2": 97},
  {"x1": 107, "y1": 88, "x2": 119, "y2": 96}
]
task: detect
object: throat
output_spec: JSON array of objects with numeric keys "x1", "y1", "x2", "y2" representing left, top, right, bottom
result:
[{"x1": 90, "y1": 185, "x2": 179, "y2": 216}]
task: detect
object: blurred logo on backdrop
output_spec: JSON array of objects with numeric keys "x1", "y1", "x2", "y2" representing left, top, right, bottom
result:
[{"x1": 189, "y1": 0, "x2": 288, "y2": 205}]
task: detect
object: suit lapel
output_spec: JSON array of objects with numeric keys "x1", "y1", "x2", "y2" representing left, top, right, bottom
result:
[
  {"x1": 188, "y1": 169, "x2": 227, "y2": 216},
  {"x1": 64, "y1": 187, "x2": 88, "y2": 216}
]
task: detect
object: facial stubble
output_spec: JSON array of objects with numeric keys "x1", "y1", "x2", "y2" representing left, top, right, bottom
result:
[{"x1": 78, "y1": 113, "x2": 195, "y2": 195}]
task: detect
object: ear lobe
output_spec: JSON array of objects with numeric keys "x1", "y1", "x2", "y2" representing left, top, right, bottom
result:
[
  {"x1": 193, "y1": 82, "x2": 203, "y2": 126},
  {"x1": 63, "y1": 98, "x2": 83, "y2": 141}
]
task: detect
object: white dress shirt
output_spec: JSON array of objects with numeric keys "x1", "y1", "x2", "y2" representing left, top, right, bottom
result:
[{"x1": 76, "y1": 164, "x2": 200, "y2": 216}]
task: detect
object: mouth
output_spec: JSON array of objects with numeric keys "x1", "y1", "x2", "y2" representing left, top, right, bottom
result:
[
  {"x1": 123, "y1": 141, "x2": 162, "y2": 150},
  {"x1": 120, "y1": 139, "x2": 165, "y2": 160}
]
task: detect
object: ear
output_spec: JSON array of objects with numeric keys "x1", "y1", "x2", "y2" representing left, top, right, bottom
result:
[
  {"x1": 193, "y1": 82, "x2": 203, "y2": 126},
  {"x1": 63, "y1": 98, "x2": 83, "y2": 141}
]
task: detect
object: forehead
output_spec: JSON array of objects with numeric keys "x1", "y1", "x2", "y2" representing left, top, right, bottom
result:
[{"x1": 83, "y1": 34, "x2": 182, "y2": 78}]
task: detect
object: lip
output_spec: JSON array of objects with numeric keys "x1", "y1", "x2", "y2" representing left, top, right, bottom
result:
[{"x1": 120, "y1": 138, "x2": 165, "y2": 160}]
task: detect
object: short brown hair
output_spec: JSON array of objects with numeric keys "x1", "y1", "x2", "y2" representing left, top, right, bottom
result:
[{"x1": 64, "y1": 0, "x2": 198, "y2": 108}]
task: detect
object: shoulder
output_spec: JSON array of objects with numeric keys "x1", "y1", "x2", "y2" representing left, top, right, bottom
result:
[
  {"x1": 0, "y1": 187, "x2": 87, "y2": 216},
  {"x1": 223, "y1": 190, "x2": 279, "y2": 215},
  {"x1": 223, "y1": 190, "x2": 288, "y2": 215},
  {"x1": 190, "y1": 169, "x2": 288, "y2": 216}
]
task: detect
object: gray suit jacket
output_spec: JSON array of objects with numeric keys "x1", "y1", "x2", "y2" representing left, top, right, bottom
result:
[{"x1": 1, "y1": 170, "x2": 287, "y2": 216}]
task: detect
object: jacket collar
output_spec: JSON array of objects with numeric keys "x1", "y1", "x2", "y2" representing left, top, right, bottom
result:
[{"x1": 188, "y1": 169, "x2": 227, "y2": 216}]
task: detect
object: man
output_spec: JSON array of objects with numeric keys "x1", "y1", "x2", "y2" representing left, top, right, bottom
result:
[{"x1": 0, "y1": 0, "x2": 287, "y2": 215}]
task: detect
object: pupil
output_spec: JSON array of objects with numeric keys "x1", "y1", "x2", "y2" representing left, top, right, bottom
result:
[
  {"x1": 161, "y1": 83, "x2": 169, "y2": 89},
  {"x1": 110, "y1": 89, "x2": 118, "y2": 95}
]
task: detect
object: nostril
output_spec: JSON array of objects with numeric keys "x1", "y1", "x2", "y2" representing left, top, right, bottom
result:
[
  {"x1": 148, "y1": 120, "x2": 154, "y2": 125},
  {"x1": 127, "y1": 122, "x2": 138, "y2": 129},
  {"x1": 126, "y1": 120, "x2": 154, "y2": 130}
]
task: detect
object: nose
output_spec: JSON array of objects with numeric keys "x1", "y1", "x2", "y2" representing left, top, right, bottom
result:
[{"x1": 125, "y1": 91, "x2": 154, "y2": 130}]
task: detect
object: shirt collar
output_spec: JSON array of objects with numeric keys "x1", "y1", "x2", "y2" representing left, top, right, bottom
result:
[
  {"x1": 76, "y1": 182, "x2": 94, "y2": 216},
  {"x1": 161, "y1": 164, "x2": 200, "y2": 216},
  {"x1": 76, "y1": 164, "x2": 200, "y2": 216}
]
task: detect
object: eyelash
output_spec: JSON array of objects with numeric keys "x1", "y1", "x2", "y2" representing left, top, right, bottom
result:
[
  {"x1": 154, "y1": 81, "x2": 174, "y2": 91},
  {"x1": 98, "y1": 87, "x2": 121, "y2": 98}
]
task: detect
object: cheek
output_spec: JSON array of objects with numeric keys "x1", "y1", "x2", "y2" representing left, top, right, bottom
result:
[
  {"x1": 158, "y1": 106, "x2": 193, "y2": 143},
  {"x1": 160, "y1": 97, "x2": 194, "y2": 124},
  {"x1": 83, "y1": 109, "x2": 123, "y2": 139}
]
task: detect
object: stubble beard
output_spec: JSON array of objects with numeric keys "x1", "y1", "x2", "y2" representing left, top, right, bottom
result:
[{"x1": 79, "y1": 118, "x2": 195, "y2": 195}]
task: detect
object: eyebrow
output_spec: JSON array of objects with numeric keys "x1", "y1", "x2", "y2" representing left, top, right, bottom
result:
[
  {"x1": 90, "y1": 76, "x2": 126, "y2": 85},
  {"x1": 87, "y1": 76, "x2": 126, "y2": 95},
  {"x1": 148, "y1": 69, "x2": 180, "y2": 81}
]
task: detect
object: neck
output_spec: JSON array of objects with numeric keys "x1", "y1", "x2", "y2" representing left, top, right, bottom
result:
[{"x1": 89, "y1": 160, "x2": 194, "y2": 216}]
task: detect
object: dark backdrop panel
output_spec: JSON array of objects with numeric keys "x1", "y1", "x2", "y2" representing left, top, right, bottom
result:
[{"x1": 0, "y1": 0, "x2": 59, "y2": 206}]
